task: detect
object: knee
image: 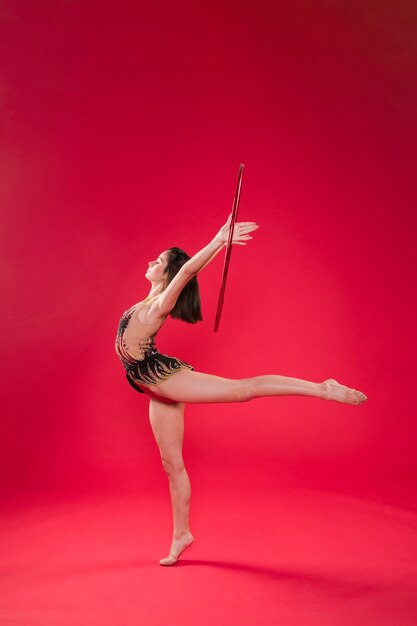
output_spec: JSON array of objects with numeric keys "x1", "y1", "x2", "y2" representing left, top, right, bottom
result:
[
  {"x1": 161, "y1": 456, "x2": 185, "y2": 476},
  {"x1": 237, "y1": 379, "x2": 254, "y2": 402}
]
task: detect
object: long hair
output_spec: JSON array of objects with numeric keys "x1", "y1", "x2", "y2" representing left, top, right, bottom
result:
[{"x1": 163, "y1": 247, "x2": 203, "y2": 324}]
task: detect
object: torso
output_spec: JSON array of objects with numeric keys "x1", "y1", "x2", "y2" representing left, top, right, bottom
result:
[
  {"x1": 117, "y1": 295, "x2": 168, "y2": 362},
  {"x1": 125, "y1": 297, "x2": 166, "y2": 335}
]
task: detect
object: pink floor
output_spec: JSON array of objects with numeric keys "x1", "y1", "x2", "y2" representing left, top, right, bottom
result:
[{"x1": 1, "y1": 487, "x2": 416, "y2": 625}]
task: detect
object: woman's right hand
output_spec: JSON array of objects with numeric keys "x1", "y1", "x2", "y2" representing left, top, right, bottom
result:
[{"x1": 214, "y1": 212, "x2": 259, "y2": 246}]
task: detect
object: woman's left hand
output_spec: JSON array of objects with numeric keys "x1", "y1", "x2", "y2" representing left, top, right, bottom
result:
[{"x1": 214, "y1": 212, "x2": 259, "y2": 246}]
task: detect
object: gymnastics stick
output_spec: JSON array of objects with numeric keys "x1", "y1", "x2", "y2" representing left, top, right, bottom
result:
[{"x1": 214, "y1": 163, "x2": 245, "y2": 332}]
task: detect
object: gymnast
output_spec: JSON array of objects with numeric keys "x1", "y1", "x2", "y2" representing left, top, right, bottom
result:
[{"x1": 115, "y1": 213, "x2": 367, "y2": 566}]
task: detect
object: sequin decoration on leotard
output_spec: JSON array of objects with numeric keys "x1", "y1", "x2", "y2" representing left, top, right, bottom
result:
[{"x1": 115, "y1": 299, "x2": 194, "y2": 394}]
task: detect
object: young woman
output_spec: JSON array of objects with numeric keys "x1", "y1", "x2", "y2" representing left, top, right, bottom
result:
[{"x1": 115, "y1": 214, "x2": 367, "y2": 566}]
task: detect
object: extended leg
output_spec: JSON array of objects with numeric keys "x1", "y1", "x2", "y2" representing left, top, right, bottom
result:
[
  {"x1": 149, "y1": 398, "x2": 195, "y2": 565},
  {"x1": 147, "y1": 369, "x2": 367, "y2": 405}
]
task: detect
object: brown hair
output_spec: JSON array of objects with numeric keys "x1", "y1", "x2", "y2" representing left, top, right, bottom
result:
[{"x1": 163, "y1": 247, "x2": 203, "y2": 324}]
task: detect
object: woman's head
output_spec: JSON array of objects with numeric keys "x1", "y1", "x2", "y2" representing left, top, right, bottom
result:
[
  {"x1": 146, "y1": 247, "x2": 203, "y2": 324},
  {"x1": 146, "y1": 251, "x2": 169, "y2": 284}
]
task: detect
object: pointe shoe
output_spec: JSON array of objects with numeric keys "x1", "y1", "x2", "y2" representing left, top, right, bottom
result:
[{"x1": 159, "y1": 537, "x2": 195, "y2": 566}]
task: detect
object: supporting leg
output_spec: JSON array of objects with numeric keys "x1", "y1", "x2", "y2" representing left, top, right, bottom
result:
[{"x1": 149, "y1": 398, "x2": 195, "y2": 566}]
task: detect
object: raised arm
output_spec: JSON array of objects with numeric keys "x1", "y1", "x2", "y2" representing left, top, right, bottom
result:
[
  {"x1": 183, "y1": 238, "x2": 225, "y2": 275},
  {"x1": 156, "y1": 215, "x2": 259, "y2": 316},
  {"x1": 183, "y1": 213, "x2": 259, "y2": 276},
  {"x1": 196, "y1": 243, "x2": 226, "y2": 274}
]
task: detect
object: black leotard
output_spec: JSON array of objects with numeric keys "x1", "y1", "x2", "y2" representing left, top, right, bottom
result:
[{"x1": 115, "y1": 299, "x2": 194, "y2": 395}]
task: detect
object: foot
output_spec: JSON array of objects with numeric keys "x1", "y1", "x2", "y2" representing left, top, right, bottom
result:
[
  {"x1": 322, "y1": 379, "x2": 367, "y2": 405},
  {"x1": 159, "y1": 531, "x2": 195, "y2": 566}
]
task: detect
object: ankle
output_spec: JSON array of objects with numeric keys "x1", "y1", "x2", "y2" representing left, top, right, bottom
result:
[{"x1": 173, "y1": 529, "x2": 192, "y2": 540}]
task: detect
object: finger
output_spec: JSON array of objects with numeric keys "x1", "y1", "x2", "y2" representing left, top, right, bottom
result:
[{"x1": 238, "y1": 225, "x2": 259, "y2": 232}]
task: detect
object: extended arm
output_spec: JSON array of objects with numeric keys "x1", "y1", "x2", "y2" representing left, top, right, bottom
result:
[
  {"x1": 183, "y1": 238, "x2": 225, "y2": 275},
  {"x1": 184, "y1": 214, "x2": 259, "y2": 275},
  {"x1": 156, "y1": 216, "x2": 258, "y2": 316},
  {"x1": 196, "y1": 243, "x2": 226, "y2": 274}
]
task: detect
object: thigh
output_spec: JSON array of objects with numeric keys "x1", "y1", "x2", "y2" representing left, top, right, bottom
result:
[
  {"x1": 149, "y1": 398, "x2": 186, "y2": 460},
  {"x1": 148, "y1": 369, "x2": 248, "y2": 404}
]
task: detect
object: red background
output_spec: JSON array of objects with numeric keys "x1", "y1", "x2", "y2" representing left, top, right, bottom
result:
[{"x1": 1, "y1": 1, "x2": 416, "y2": 506}]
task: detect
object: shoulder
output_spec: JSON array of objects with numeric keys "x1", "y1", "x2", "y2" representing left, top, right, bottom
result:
[{"x1": 136, "y1": 297, "x2": 168, "y2": 325}]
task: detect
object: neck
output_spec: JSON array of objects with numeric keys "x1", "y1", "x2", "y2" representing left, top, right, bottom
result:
[{"x1": 147, "y1": 285, "x2": 164, "y2": 299}]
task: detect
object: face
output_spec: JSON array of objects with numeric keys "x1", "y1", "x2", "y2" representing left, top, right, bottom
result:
[{"x1": 146, "y1": 251, "x2": 169, "y2": 282}]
